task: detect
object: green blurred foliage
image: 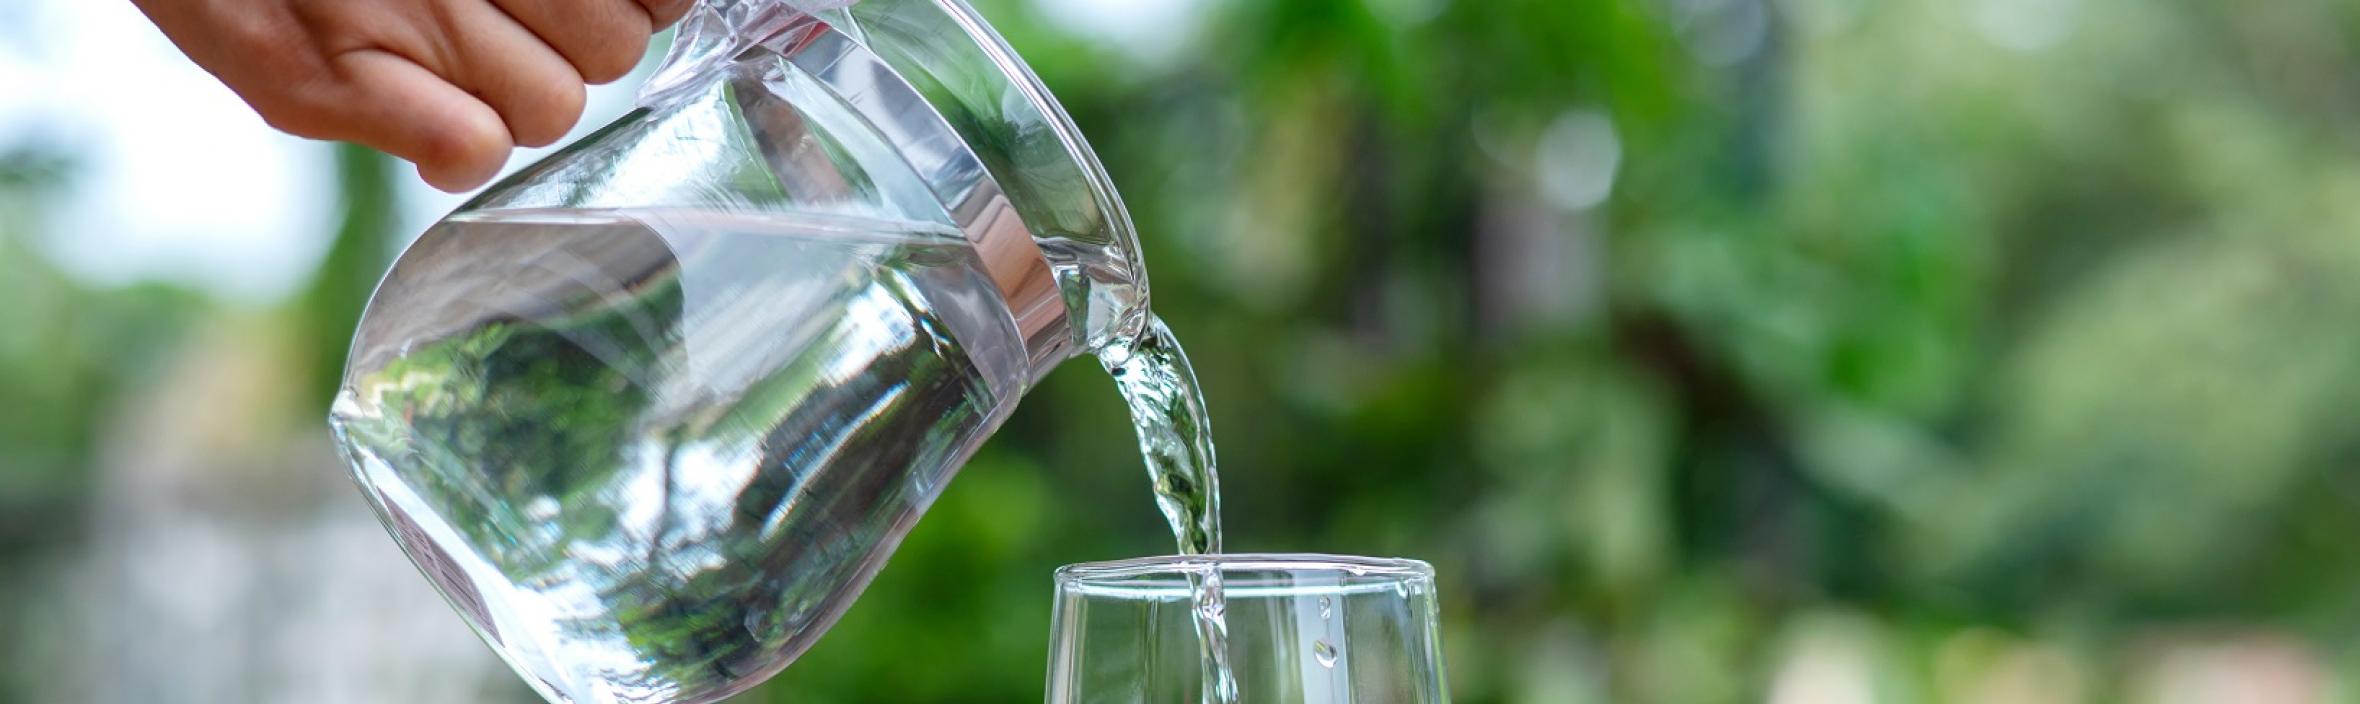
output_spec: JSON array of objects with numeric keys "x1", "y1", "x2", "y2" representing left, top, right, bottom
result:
[
  {"x1": 12, "y1": 0, "x2": 2360, "y2": 701},
  {"x1": 0, "y1": 151, "x2": 205, "y2": 549},
  {"x1": 0, "y1": 149, "x2": 208, "y2": 698}
]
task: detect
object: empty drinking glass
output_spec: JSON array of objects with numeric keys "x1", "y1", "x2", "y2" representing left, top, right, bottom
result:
[{"x1": 1048, "y1": 554, "x2": 1451, "y2": 704}]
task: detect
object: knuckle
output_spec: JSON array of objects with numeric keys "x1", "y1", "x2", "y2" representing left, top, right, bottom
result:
[
  {"x1": 509, "y1": 82, "x2": 586, "y2": 147},
  {"x1": 219, "y1": 8, "x2": 300, "y2": 57},
  {"x1": 578, "y1": 37, "x2": 648, "y2": 84},
  {"x1": 639, "y1": 0, "x2": 696, "y2": 27},
  {"x1": 248, "y1": 88, "x2": 336, "y2": 140},
  {"x1": 254, "y1": 105, "x2": 320, "y2": 139},
  {"x1": 419, "y1": 116, "x2": 509, "y2": 174}
]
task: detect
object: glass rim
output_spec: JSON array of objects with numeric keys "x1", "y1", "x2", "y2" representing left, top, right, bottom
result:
[{"x1": 1055, "y1": 553, "x2": 1435, "y2": 599}]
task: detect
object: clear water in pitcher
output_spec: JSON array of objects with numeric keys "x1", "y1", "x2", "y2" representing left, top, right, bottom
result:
[
  {"x1": 329, "y1": 207, "x2": 1034, "y2": 703},
  {"x1": 331, "y1": 207, "x2": 1238, "y2": 703}
]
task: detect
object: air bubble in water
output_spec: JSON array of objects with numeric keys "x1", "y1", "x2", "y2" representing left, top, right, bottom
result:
[{"x1": 1197, "y1": 595, "x2": 1227, "y2": 620}]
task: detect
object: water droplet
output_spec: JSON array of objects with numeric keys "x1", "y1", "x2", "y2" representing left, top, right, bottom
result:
[
  {"x1": 1313, "y1": 639, "x2": 1338, "y2": 668},
  {"x1": 1318, "y1": 596, "x2": 1332, "y2": 619}
]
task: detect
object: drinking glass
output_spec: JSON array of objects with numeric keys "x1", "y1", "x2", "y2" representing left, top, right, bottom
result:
[{"x1": 1048, "y1": 554, "x2": 1450, "y2": 703}]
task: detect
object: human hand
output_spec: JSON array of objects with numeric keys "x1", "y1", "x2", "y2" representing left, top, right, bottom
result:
[{"x1": 136, "y1": 0, "x2": 692, "y2": 192}]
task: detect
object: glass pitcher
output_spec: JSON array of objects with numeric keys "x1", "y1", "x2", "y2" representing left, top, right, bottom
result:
[{"x1": 327, "y1": 1, "x2": 1147, "y2": 701}]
